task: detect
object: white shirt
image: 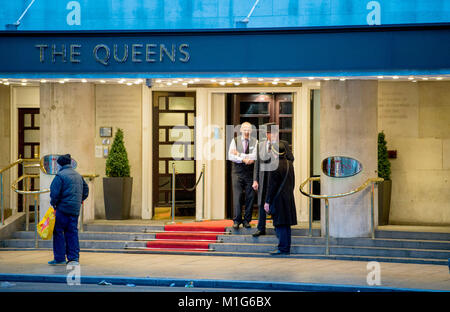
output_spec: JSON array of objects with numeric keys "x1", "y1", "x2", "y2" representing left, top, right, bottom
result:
[{"x1": 228, "y1": 136, "x2": 258, "y2": 163}]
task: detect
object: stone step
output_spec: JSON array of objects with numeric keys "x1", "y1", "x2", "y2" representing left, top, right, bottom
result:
[
  {"x1": 211, "y1": 242, "x2": 450, "y2": 260},
  {"x1": 84, "y1": 224, "x2": 165, "y2": 233},
  {"x1": 0, "y1": 239, "x2": 147, "y2": 249},
  {"x1": 220, "y1": 235, "x2": 450, "y2": 250},
  {"x1": 12, "y1": 231, "x2": 157, "y2": 241},
  {"x1": 375, "y1": 230, "x2": 450, "y2": 241}
]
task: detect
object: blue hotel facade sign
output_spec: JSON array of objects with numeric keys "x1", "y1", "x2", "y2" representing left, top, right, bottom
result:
[{"x1": 1, "y1": 24, "x2": 450, "y2": 78}]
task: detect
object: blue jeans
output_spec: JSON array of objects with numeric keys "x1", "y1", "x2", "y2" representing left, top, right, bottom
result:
[
  {"x1": 275, "y1": 225, "x2": 291, "y2": 253},
  {"x1": 53, "y1": 209, "x2": 79, "y2": 262}
]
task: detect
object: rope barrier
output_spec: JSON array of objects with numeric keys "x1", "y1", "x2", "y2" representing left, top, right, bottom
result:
[{"x1": 175, "y1": 170, "x2": 204, "y2": 192}]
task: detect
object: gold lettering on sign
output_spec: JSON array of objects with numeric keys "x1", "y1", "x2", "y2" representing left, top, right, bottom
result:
[
  {"x1": 35, "y1": 44, "x2": 48, "y2": 63},
  {"x1": 52, "y1": 44, "x2": 66, "y2": 63},
  {"x1": 93, "y1": 44, "x2": 110, "y2": 66},
  {"x1": 70, "y1": 44, "x2": 81, "y2": 63},
  {"x1": 132, "y1": 44, "x2": 143, "y2": 63},
  {"x1": 160, "y1": 44, "x2": 176, "y2": 63},
  {"x1": 113, "y1": 44, "x2": 128, "y2": 63}
]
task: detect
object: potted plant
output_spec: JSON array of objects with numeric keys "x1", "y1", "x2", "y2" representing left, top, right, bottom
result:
[
  {"x1": 103, "y1": 128, "x2": 133, "y2": 220},
  {"x1": 377, "y1": 131, "x2": 392, "y2": 226}
]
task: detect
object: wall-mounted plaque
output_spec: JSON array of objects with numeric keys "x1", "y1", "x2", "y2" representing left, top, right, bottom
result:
[
  {"x1": 100, "y1": 127, "x2": 112, "y2": 137},
  {"x1": 322, "y1": 156, "x2": 362, "y2": 178},
  {"x1": 40, "y1": 154, "x2": 78, "y2": 175}
]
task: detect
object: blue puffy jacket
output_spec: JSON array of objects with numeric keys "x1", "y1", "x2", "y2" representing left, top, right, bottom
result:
[{"x1": 50, "y1": 165, "x2": 89, "y2": 216}]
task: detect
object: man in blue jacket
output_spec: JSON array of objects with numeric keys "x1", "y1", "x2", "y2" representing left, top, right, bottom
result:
[{"x1": 48, "y1": 154, "x2": 89, "y2": 265}]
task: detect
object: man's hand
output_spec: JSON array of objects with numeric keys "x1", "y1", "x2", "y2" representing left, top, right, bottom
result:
[
  {"x1": 252, "y1": 181, "x2": 258, "y2": 191},
  {"x1": 230, "y1": 149, "x2": 239, "y2": 156},
  {"x1": 264, "y1": 203, "x2": 270, "y2": 214},
  {"x1": 243, "y1": 158, "x2": 254, "y2": 165}
]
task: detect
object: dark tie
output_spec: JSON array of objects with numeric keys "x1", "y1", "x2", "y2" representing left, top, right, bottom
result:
[{"x1": 244, "y1": 139, "x2": 249, "y2": 154}]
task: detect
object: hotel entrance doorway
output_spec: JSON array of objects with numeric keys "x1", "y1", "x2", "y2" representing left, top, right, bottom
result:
[{"x1": 225, "y1": 93, "x2": 293, "y2": 219}]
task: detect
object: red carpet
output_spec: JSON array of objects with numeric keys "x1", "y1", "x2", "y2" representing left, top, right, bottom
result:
[{"x1": 146, "y1": 220, "x2": 233, "y2": 252}]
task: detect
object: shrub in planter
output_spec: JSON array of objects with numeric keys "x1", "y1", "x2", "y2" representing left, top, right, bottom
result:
[
  {"x1": 378, "y1": 131, "x2": 392, "y2": 226},
  {"x1": 103, "y1": 128, "x2": 133, "y2": 220}
]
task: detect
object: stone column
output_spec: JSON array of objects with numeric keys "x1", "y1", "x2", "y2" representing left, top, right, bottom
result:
[
  {"x1": 320, "y1": 80, "x2": 378, "y2": 238},
  {"x1": 39, "y1": 83, "x2": 95, "y2": 221}
]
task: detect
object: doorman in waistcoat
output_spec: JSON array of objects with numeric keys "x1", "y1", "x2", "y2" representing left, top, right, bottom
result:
[
  {"x1": 228, "y1": 122, "x2": 258, "y2": 229},
  {"x1": 252, "y1": 123, "x2": 294, "y2": 237}
]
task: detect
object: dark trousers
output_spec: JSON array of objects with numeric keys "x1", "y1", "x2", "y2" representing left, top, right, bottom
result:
[
  {"x1": 53, "y1": 209, "x2": 80, "y2": 262},
  {"x1": 275, "y1": 225, "x2": 292, "y2": 253},
  {"x1": 232, "y1": 171, "x2": 255, "y2": 224},
  {"x1": 257, "y1": 173, "x2": 269, "y2": 232}
]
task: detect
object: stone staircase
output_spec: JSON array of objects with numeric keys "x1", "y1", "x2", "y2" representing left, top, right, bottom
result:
[{"x1": 1, "y1": 222, "x2": 449, "y2": 266}]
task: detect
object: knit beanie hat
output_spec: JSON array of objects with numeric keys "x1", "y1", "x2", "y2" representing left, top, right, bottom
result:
[{"x1": 57, "y1": 154, "x2": 71, "y2": 166}]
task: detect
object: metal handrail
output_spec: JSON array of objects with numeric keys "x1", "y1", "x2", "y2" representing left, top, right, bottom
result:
[
  {"x1": 299, "y1": 176, "x2": 384, "y2": 255},
  {"x1": 1, "y1": 158, "x2": 40, "y2": 226}
]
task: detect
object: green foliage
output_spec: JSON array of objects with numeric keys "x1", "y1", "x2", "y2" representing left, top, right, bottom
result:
[
  {"x1": 378, "y1": 131, "x2": 391, "y2": 181},
  {"x1": 105, "y1": 128, "x2": 131, "y2": 177}
]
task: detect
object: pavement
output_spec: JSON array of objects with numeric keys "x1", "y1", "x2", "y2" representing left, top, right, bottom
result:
[{"x1": 0, "y1": 250, "x2": 449, "y2": 292}]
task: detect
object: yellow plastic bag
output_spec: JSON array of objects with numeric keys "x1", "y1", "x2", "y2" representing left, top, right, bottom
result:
[{"x1": 37, "y1": 207, "x2": 56, "y2": 240}]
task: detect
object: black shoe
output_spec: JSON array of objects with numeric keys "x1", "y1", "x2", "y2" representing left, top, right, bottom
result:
[
  {"x1": 252, "y1": 230, "x2": 266, "y2": 237},
  {"x1": 243, "y1": 222, "x2": 251, "y2": 229},
  {"x1": 232, "y1": 222, "x2": 240, "y2": 229},
  {"x1": 269, "y1": 250, "x2": 290, "y2": 255}
]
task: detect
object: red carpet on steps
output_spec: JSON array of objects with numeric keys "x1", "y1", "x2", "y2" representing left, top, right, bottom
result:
[{"x1": 146, "y1": 220, "x2": 234, "y2": 251}]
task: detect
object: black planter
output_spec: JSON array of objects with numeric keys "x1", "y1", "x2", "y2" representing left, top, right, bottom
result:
[
  {"x1": 378, "y1": 179, "x2": 392, "y2": 226},
  {"x1": 103, "y1": 177, "x2": 133, "y2": 220}
]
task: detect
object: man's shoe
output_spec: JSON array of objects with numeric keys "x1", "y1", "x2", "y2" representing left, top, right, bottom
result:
[
  {"x1": 48, "y1": 260, "x2": 66, "y2": 266},
  {"x1": 67, "y1": 260, "x2": 79, "y2": 265},
  {"x1": 252, "y1": 230, "x2": 266, "y2": 237},
  {"x1": 232, "y1": 222, "x2": 240, "y2": 229},
  {"x1": 243, "y1": 222, "x2": 251, "y2": 229},
  {"x1": 269, "y1": 250, "x2": 290, "y2": 255}
]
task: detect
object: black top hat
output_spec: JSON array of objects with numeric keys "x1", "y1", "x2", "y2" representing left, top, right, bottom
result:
[
  {"x1": 57, "y1": 154, "x2": 72, "y2": 166},
  {"x1": 263, "y1": 122, "x2": 277, "y2": 133}
]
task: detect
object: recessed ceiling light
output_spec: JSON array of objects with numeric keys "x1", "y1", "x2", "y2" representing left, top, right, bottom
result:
[
  {"x1": 286, "y1": 82, "x2": 292, "y2": 85},
  {"x1": 81, "y1": 79, "x2": 87, "y2": 83},
  {"x1": 21, "y1": 82, "x2": 27, "y2": 86},
  {"x1": 40, "y1": 79, "x2": 47, "y2": 83},
  {"x1": 273, "y1": 78, "x2": 280, "y2": 82},
  {"x1": 324, "y1": 78, "x2": 330, "y2": 81},
  {"x1": 272, "y1": 81, "x2": 278, "y2": 85},
  {"x1": 289, "y1": 79, "x2": 295, "y2": 82},
  {"x1": 377, "y1": 76, "x2": 384, "y2": 79},
  {"x1": 166, "y1": 82, "x2": 172, "y2": 86},
  {"x1": 393, "y1": 76, "x2": 399, "y2": 79},
  {"x1": 308, "y1": 77, "x2": 315, "y2": 80},
  {"x1": 194, "y1": 78, "x2": 200, "y2": 82},
  {"x1": 100, "y1": 80, "x2": 106, "y2": 83},
  {"x1": 126, "y1": 82, "x2": 133, "y2": 86},
  {"x1": 210, "y1": 79, "x2": 216, "y2": 83},
  {"x1": 258, "y1": 78, "x2": 264, "y2": 81},
  {"x1": 422, "y1": 77, "x2": 429, "y2": 80},
  {"x1": 59, "y1": 80, "x2": 65, "y2": 84},
  {"x1": 155, "y1": 79, "x2": 162, "y2": 83},
  {"x1": 226, "y1": 79, "x2": 232, "y2": 83},
  {"x1": 408, "y1": 77, "x2": 414, "y2": 80},
  {"x1": 340, "y1": 78, "x2": 346, "y2": 81},
  {"x1": 21, "y1": 79, "x2": 27, "y2": 83},
  {"x1": 188, "y1": 80, "x2": 194, "y2": 84},
  {"x1": 182, "y1": 82, "x2": 188, "y2": 86},
  {"x1": 436, "y1": 77, "x2": 443, "y2": 80},
  {"x1": 4, "y1": 82, "x2": 10, "y2": 85},
  {"x1": 219, "y1": 81, "x2": 226, "y2": 86}
]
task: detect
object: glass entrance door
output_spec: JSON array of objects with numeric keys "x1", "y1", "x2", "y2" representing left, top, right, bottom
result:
[
  {"x1": 18, "y1": 108, "x2": 40, "y2": 212},
  {"x1": 152, "y1": 91, "x2": 196, "y2": 219}
]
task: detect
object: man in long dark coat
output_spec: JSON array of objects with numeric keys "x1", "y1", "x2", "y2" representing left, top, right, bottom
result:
[
  {"x1": 264, "y1": 143, "x2": 297, "y2": 255},
  {"x1": 252, "y1": 123, "x2": 294, "y2": 237}
]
